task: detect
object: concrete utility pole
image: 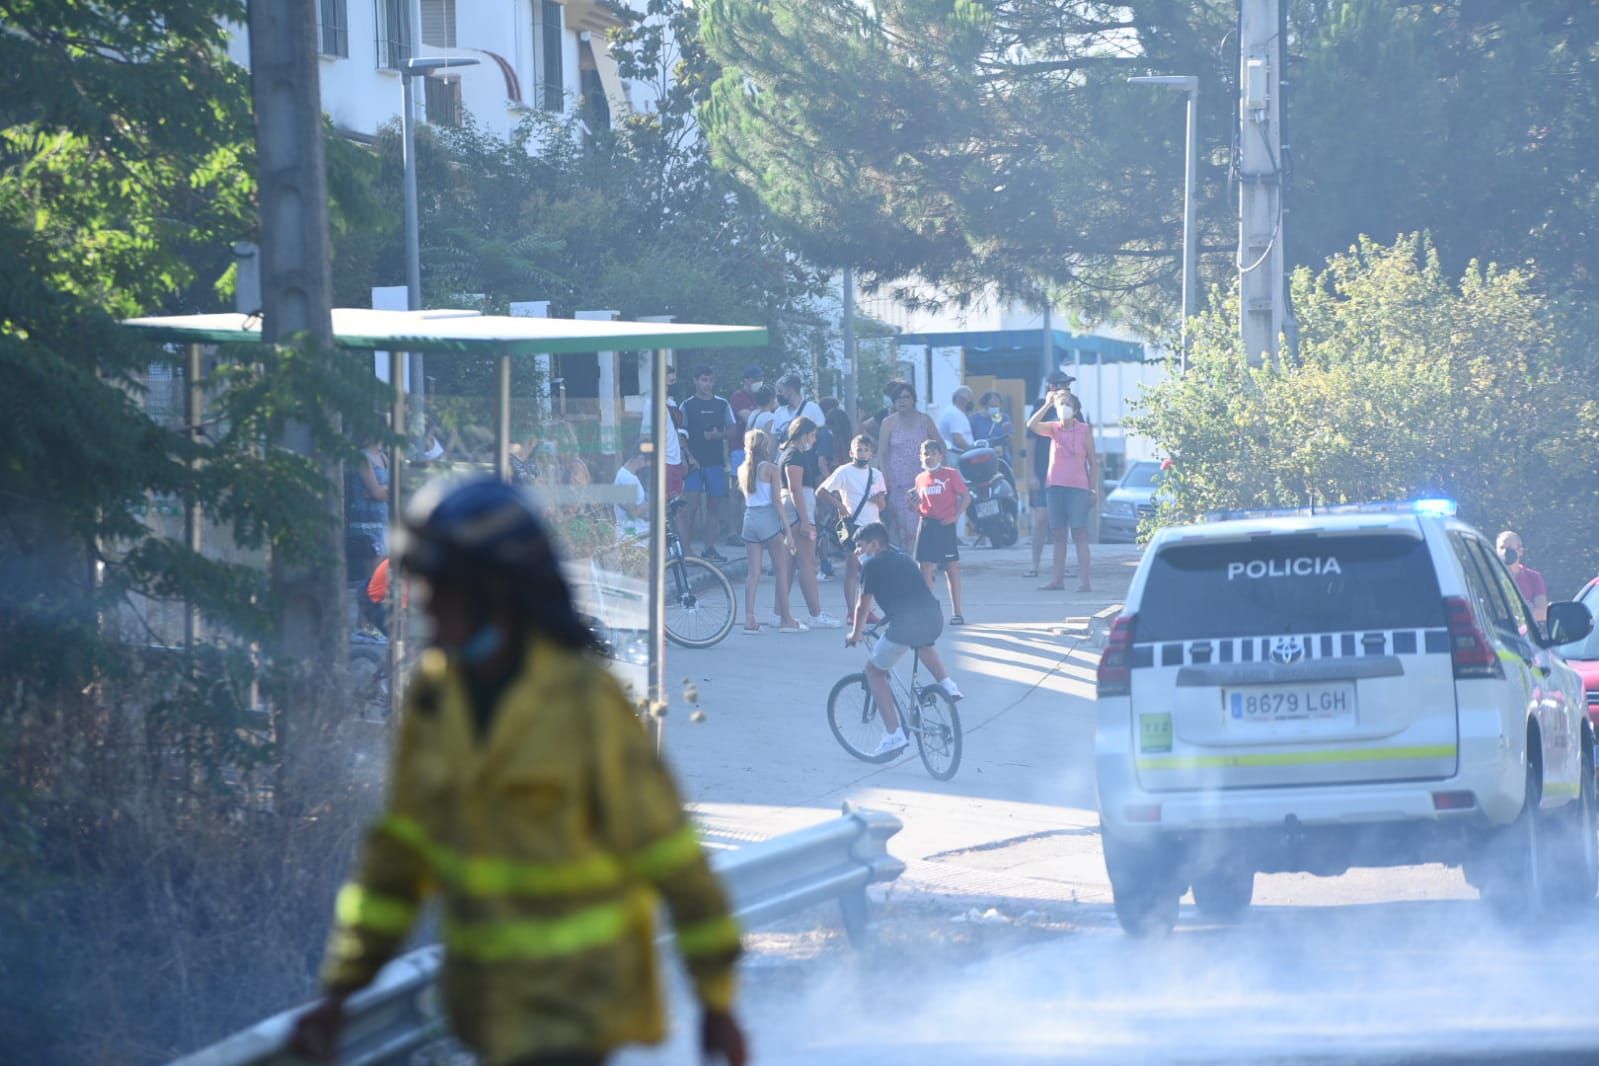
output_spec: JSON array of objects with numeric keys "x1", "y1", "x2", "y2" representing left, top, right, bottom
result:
[
  {"x1": 247, "y1": 0, "x2": 341, "y2": 783},
  {"x1": 1238, "y1": 0, "x2": 1285, "y2": 366},
  {"x1": 842, "y1": 267, "x2": 857, "y2": 427}
]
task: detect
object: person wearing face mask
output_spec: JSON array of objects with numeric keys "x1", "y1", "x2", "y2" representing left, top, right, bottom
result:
[
  {"x1": 1496, "y1": 530, "x2": 1548, "y2": 624},
  {"x1": 771, "y1": 371, "x2": 826, "y2": 443},
  {"x1": 1028, "y1": 387, "x2": 1098, "y2": 593},
  {"x1": 912, "y1": 438, "x2": 971, "y2": 624},
  {"x1": 777, "y1": 417, "x2": 845, "y2": 629},
  {"x1": 818, "y1": 434, "x2": 889, "y2": 619},
  {"x1": 970, "y1": 391, "x2": 1014, "y2": 464},
  {"x1": 291, "y1": 476, "x2": 747, "y2": 1066}
]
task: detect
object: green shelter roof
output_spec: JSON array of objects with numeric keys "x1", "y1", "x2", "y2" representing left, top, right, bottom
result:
[{"x1": 119, "y1": 308, "x2": 768, "y2": 354}]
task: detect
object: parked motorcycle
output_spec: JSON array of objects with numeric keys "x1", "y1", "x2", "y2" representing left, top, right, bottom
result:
[{"x1": 957, "y1": 441, "x2": 1019, "y2": 547}]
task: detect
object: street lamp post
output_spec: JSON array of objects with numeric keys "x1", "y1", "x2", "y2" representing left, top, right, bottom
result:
[
  {"x1": 1128, "y1": 75, "x2": 1198, "y2": 372},
  {"x1": 400, "y1": 56, "x2": 479, "y2": 414}
]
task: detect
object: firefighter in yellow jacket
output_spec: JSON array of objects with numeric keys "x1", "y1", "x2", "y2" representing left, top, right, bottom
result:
[{"x1": 291, "y1": 476, "x2": 747, "y2": 1066}]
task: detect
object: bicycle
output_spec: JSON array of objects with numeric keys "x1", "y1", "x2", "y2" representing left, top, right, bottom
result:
[
  {"x1": 826, "y1": 626, "x2": 963, "y2": 780},
  {"x1": 661, "y1": 496, "x2": 736, "y2": 649}
]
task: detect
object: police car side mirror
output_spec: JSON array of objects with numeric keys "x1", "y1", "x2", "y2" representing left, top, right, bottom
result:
[{"x1": 1543, "y1": 600, "x2": 1593, "y2": 648}]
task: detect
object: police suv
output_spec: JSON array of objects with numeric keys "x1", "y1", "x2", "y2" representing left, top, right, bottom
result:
[{"x1": 1095, "y1": 500, "x2": 1598, "y2": 936}]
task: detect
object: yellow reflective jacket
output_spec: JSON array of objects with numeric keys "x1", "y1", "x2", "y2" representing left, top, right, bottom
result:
[{"x1": 320, "y1": 638, "x2": 741, "y2": 1064}]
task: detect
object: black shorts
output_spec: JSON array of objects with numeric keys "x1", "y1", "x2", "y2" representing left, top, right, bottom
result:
[{"x1": 914, "y1": 518, "x2": 960, "y2": 565}]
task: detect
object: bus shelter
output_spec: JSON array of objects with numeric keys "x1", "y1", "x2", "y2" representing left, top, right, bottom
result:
[{"x1": 120, "y1": 308, "x2": 767, "y2": 728}]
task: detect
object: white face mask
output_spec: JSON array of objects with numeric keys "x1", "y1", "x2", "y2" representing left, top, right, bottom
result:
[{"x1": 922, "y1": 458, "x2": 940, "y2": 471}]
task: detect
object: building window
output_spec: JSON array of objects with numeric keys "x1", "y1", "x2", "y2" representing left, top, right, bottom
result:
[
  {"x1": 538, "y1": 0, "x2": 564, "y2": 112},
  {"x1": 424, "y1": 76, "x2": 463, "y2": 127},
  {"x1": 319, "y1": 0, "x2": 349, "y2": 57},
  {"x1": 420, "y1": 0, "x2": 456, "y2": 48},
  {"x1": 579, "y1": 40, "x2": 609, "y2": 131},
  {"x1": 375, "y1": 0, "x2": 411, "y2": 70}
]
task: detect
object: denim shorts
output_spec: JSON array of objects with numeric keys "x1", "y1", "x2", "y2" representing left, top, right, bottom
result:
[
  {"x1": 1047, "y1": 485, "x2": 1093, "y2": 530},
  {"x1": 685, "y1": 465, "x2": 729, "y2": 497}
]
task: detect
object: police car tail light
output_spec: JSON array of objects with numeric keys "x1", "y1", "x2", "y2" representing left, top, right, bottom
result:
[
  {"x1": 1443, "y1": 596, "x2": 1503, "y2": 680},
  {"x1": 1097, "y1": 614, "x2": 1138, "y2": 698}
]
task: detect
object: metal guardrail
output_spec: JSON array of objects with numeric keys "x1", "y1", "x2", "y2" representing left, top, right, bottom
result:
[{"x1": 169, "y1": 805, "x2": 904, "y2": 1066}]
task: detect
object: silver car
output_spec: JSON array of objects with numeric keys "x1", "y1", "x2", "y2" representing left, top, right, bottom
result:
[{"x1": 1100, "y1": 460, "x2": 1166, "y2": 543}]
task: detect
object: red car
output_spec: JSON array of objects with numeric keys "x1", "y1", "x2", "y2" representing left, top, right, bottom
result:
[{"x1": 1556, "y1": 577, "x2": 1599, "y2": 729}]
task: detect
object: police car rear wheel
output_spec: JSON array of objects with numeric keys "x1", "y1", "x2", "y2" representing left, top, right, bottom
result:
[
  {"x1": 1545, "y1": 739, "x2": 1597, "y2": 908},
  {"x1": 1479, "y1": 757, "x2": 1546, "y2": 919},
  {"x1": 1191, "y1": 864, "x2": 1255, "y2": 922},
  {"x1": 1104, "y1": 830, "x2": 1180, "y2": 937}
]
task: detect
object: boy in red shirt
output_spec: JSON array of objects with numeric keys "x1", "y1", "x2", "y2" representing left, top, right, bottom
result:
[{"x1": 911, "y1": 438, "x2": 971, "y2": 624}]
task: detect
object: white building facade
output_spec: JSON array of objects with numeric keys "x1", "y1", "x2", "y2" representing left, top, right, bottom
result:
[{"x1": 226, "y1": 0, "x2": 636, "y2": 142}]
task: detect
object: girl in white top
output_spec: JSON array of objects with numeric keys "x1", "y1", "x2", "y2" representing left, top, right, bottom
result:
[
  {"x1": 737, "y1": 428, "x2": 800, "y2": 633},
  {"x1": 817, "y1": 434, "x2": 888, "y2": 618}
]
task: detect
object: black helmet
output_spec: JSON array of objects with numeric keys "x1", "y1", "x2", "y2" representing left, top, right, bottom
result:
[
  {"x1": 398, "y1": 475, "x2": 554, "y2": 582},
  {"x1": 397, "y1": 476, "x2": 595, "y2": 649}
]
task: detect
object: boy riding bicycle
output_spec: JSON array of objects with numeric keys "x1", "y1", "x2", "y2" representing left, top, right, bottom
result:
[{"x1": 844, "y1": 522, "x2": 964, "y2": 755}]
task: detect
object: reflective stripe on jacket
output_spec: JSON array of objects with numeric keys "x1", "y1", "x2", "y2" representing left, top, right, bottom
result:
[{"x1": 319, "y1": 639, "x2": 741, "y2": 1064}]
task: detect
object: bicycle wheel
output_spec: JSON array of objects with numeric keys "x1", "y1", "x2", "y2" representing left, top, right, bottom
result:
[
  {"x1": 827, "y1": 673, "x2": 899, "y2": 763},
  {"x1": 663, "y1": 556, "x2": 736, "y2": 649},
  {"x1": 913, "y1": 687, "x2": 963, "y2": 779}
]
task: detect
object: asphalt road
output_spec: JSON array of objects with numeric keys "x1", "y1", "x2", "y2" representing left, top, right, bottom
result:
[{"x1": 616, "y1": 538, "x2": 1599, "y2": 1065}]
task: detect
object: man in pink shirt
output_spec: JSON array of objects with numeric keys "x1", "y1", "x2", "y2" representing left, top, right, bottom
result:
[
  {"x1": 1027, "y1": 388, "x2": 1099, "y2": 592},
  {"x1": 1497, "y1": 529, "x2": 1548, "y2": 624}
]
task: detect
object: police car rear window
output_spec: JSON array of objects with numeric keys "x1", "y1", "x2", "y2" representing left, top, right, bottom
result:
[{"x1": 1139, "y1": 534, "x2": 1444, "y2": 641}]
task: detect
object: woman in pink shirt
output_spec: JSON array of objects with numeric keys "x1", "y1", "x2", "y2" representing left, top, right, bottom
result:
[{"x1": 1027, "y1": 389, "x2": 1099, "y2": 592}]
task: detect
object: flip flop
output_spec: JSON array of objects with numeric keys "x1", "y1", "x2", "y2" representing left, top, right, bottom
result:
[
  {"x1": 1022, "y1": 568, "x2": 1039, "y2": 578},
  {"x1": 1038, "y1": 582, "x2": 1065, "y2": 591},
  {"x1": 949, "y1": 614, "x2": 966, "y2": 626},
  {"x1": 742, "y1": 624, "x2": 763, "y2": 634}
]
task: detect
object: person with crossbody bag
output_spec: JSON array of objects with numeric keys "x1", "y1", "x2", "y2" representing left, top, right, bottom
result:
[{"x1": 817, "y1": 434, "x2": 889, "y2": 620}]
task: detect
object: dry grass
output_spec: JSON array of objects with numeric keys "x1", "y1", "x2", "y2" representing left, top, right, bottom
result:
[{"x1": 2, "y1": 654, "x2": 392, "y2": 1065}]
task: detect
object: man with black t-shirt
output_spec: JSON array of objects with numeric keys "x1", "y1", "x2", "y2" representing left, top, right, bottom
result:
[
  {"x1": 845, "y1": 522, "x2": 964, "y2": 755},
  {"x1": 1025, "y1": 370, "x2": 1075, "y2": 578},
  {"x1": 681, "y1": 366, "x2": 737, "y2": 559}
]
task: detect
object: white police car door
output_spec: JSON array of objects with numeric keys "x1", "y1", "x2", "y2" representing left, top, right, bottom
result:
[
  {"x1": 1455, "y1": 534, "x2": 1580, "y2": 800},
  {"x1": 1130, "y1": 529, "x2": 1459, "y2": 792}
]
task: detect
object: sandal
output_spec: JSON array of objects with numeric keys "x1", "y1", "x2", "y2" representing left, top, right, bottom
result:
[
  {"x1": 949, "y1": 614, "x2": 966, "y2": 626},
  {"x1": 1022, "y1": 568, "x2": 1039, "y2": 578},
  {"x1": 1037, "y1": 582, "x2": 1065, "y2": 591},
  {"x1": 742, "y1": 624, "x2": 763, "y2": 634}
]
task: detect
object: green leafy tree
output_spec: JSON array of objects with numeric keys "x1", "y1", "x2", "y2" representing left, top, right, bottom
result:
[
  {"x1": 0, "y1": 3, "x2": 391, "y2": 1059},
  {"x1": 699, "y1": 1, "x2": 1599, "y2": 327},
  {"x1": 329, "y1": 0, "x2": 826, "y2": 400},
  {"x1": 1131, "y1": 234, "x2": 1599, "y2": 593}
]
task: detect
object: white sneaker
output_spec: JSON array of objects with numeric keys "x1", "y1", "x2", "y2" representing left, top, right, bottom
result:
[
  {"x1": 807, "y1": 611, "x2": 844, "y2": 629},
  {"x1": 939, "y1": 677, "x2": 965, "y2": 701},
  {"x1": 872, "y1": 729, "x2": 909, "y2": 756}
]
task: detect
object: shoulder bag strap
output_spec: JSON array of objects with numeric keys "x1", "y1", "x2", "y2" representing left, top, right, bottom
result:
[{"x1": 848, "y1": 468, "x2": 875, "y2": 525}]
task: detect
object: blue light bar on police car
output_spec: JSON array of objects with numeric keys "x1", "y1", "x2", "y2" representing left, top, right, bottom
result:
[{"x1": 1206, "y1": 498, "x2": 1459, "y2": 522}]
